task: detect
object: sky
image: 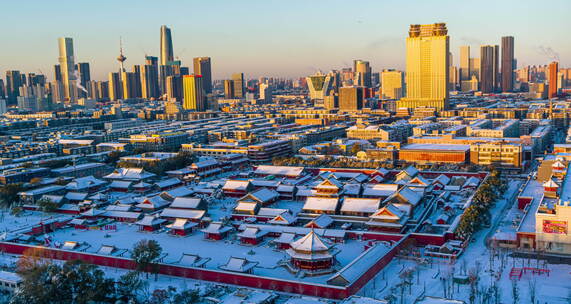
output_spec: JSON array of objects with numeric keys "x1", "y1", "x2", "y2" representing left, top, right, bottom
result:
[{"x1": 1, "y1": 0, "x2": 569, "y2": 81}]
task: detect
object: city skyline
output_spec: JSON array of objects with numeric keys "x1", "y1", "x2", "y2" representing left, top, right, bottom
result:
[{"x1": 1, "y1": 0, "x2": 569, "y2": 80}]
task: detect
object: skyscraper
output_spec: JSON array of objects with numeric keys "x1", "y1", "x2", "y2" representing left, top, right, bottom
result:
[
  {"x1": 501, "y1": 36, "x2": 515, "y2": 92},
  {"x1": 58, "y1": 37, "x2": 76, "y2": 103},
  {"x1": 108, "y1": 72, "x2": 122, "y2": 101},
  {"x1": 224, "y1": 80, "x2": 235, "y2": 99},
  {"x1": 480, "y1": 45, "x2": 499, "y2": 93},
  {"x1": 398, "y1": 23, "x2": 449, "y2": 110},
  {"x1": 460, "y1": 46, "x2": 470, "y2": 81},
  {"x1": 339, "y1": 87, "x2": 363, "y2": 112},
  {"x1": 160, "y1": 25, "x2": 174, "y2": 66},
  {"x1": 182, "y1": 74, "x2": 205, "y2": 111},
  {"x1": 193, "y1": 57, "x2": 212, "y2": 94},
  {"x1": 232, "y1": 73, "x2": 245, "y2": 98},
  {"x1": 141, "y1": 56, "x2": 160, "y2": 99},
  {"x1": 5, "y1": 70, "x2": 22, "y2": 105},
  {"x1": 166, "y1": 75, "x2": 183, "y2": 102},
  {"x1": 75, "y1": 62, "x2": 91, "y2": 98},
  {"x1": 548, "y1": 61, "x2": 559, "y2": 98},
  {"x1": 381, "y1": 69, "x2": 403, "y2": 100},
  {"x1": 353, "y1": 60, "x2": 372, "y2": 87},
  {"x1": 306, "y1": 71, "x2": 333, "y2": 100}
]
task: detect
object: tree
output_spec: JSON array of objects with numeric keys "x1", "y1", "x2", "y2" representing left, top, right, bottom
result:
[
  {"x1": 0, "y1": 183, "x2": 24, "y2": 209},
  {"x1": 116, "y1": 271, "x2": 147, "y2": 301},
  {"x1": 131, "y1": 239, "x2": 163, "y2": 280},
  {"x1": 13, "y1": 259, "x2": 115, "y2": 304},
  {"x1": 36, "y1": 198, "x2": 59, "y2": 213},
  {"x1": 172, "y1": 289, "x2": 199, "y2": 304}
]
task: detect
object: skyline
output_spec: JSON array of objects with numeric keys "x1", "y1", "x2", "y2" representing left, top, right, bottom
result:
[{"x1": 1, "y1": 0, "x2": 570, "y2": 80}]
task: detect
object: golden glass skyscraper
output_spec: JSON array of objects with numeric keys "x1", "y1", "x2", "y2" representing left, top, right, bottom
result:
[
  {"x1": 58, "y1": 37, "x2": 76, "y2": 103},
  {"x1": 398, "y1": 23, "x2": 449, "y2": 110},
  {"x1": 183, "y1": 75, "x2": 205, "y2": 111}
]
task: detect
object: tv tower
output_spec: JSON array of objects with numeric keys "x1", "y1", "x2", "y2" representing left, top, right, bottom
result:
[{"x1": 117, "y1": 37, "x2": 127, "y2": 72}]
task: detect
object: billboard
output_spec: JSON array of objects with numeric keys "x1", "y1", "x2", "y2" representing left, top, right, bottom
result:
[{"x1": 543, "y1": 220, "x2": 568, "y2": 234}]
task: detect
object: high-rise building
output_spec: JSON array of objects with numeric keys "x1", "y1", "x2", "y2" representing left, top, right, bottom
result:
[
  {"x1": 182, "y1": 74, "x2": 205, "y2": 111},
  {"x1": 232, "y1": 73, "x2": 245, "y2": 98},
  {"x1": 27, "y1": 73, "x2": 46, "y2": 87},
  {"x1": 501, "y1": 36, "x2": 515, "y2": 92},
  {"x1": 98, "y1": 81, "x2": 109, "y2": 100},
  {"x1": 480, "y1": 45, "x2": 499, "y2": 93},
  {"x1": 160, "y1": 25, "x2": 174, "y2": 66},
  {"x1": 324, "y1": 94, "x2": 338, "y2": 110},
  {"x1": 159, "y1": 65, "x2": 174, "y2": 96},
  {"x1": 469, "y1": 58, "x2": 480, "y2": 80},
  {"x1": 398, "y1": 23, "x2": 449, "y2": 110},
  {"x1": 58, "y1": 37, "x2": 76, "y2": 103},
  {"x1": 460, "y1": 46, "x2": 470, "y2": 81},
  {"x1": 339, "y1": 87, "x2": 363, "y2": 112},
  {"x1": 108, "y1": 72, "x2": 122, "y2": 101},
  {"x1": 193, "y1": 57, "x2": 212, "y2": 94},
  {"x1": 5, "y1": 70, "x2": 22, "y2": 105},
  {"x1": 121, "y1": 71, "x2": 140, "y2": 99},
  {"x1": 381, "y1": 69, "x2": 403, "y2": 100},
  {"x1": 54, "y1": 65, "x2": 62, "y2": 82},
  {"x1": 548, "y1": 61, "x2": 559, "y2": 98},
  {"x1": 306, "y1": 71, "x2": 333, "y2": 100},
  {"x1": 75, "y1": 62, "x2": 91, "y2": 98},
  {"x1": 0, "y1": 79, "x2": 5, "y2": 99},
  {"x1": 166, "y1": 75, "x2": 183, "y2": 102},
  {"x1": 259, "y1": 82, "x2": 272, "y2": 104},
  {"x1": 354, "y1": 60, "x2": 372, "y2": 87},
  {"x1": 141, "y1": 58, "x2": 160, "y2": 99},
  {"x1": 224, "y1": 80, "x2": 235, "y2": 99}
]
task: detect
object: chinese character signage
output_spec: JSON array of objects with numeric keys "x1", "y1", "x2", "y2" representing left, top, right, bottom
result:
[{"x1": 543, "y1": 220, "x2": 568, "y2": 234}]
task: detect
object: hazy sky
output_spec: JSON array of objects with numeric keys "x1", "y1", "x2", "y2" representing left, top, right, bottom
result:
[{"x1": 1, "y1": 0, "x2": 569, "y2": 81}]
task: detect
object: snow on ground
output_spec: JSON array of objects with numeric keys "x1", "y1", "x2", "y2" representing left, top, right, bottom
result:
[
  {"x1": 48, "y1": 223, "x2": 371, "y2": 284},
  {"x1": 356, "y1": 180, "x2": 571, "y2": 304}
]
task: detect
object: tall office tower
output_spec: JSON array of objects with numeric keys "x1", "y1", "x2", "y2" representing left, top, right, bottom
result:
[
  {"x1": 548, "y1": 61, "x2": 559, "y2": 98},
  {"x1": 98, "y1": 81, "x2": 109, "y2": 100},
  {"x1": 180, "y1": 66, "x2": 190, "y2": 76},
  {"x1": 108, "y1": 72, "x2": 123, "y2": 101},
  {"x1": 480, "y1": 45, "x2": 500, "y2": 93},
  {"x1": 166, "y1": 75, "x2": 183, "y2": 102},
  {"x1": 339, "y1": 87, "x2": 363, "y2": 112},
  {"x1": 141, "y1": 64, "x2": 160, "y2": 99},
  {"x1": 0, "y1": 80, "x2": 5, "y2": 99},
  {"x1": 160, "y1": 25, "x2": 174, "y2": 66},
  {"x1": 224, "y1": 80, "x2": 235, "y2": 99},
  {"x1": 58, "y1": 37, "x2": 76, "y2": 103},
  {"x1": 121, "y1": 71, "x2": 140, "y2": 99},
  {"x1": 193, "y1": 57, "x2": 212, "y2": 94},
  {"x1": 159, "y1": 65, "x2": 174, "y2": 96},
  {"x1": 501, "y1": 36, "x2": 515, "y2": 92},
  {"x1": 353, "y1": 60, "x2": 372, "y2": 87},
  {"x1": 5, "y1": 70, "x2": 22, "y2": 105},
  {"x1": 182, "y1": 74, "x2": 205, "y2": 111},
  {"x1": 398, "y1": 23, "x2": 449, "y2": 110},
  {"x1": 75, "y1": 62, "x2": 91, "y2": 97},
  {"x1": 449, "y1": 66, "x2": 459, "y2": 91},
  {"x1": 259, "y1": 82, "x2": 272, "y2": 104},
  {"x1": 54, "y1": 65, "x2": 62, "y2": 82},
  {"x1": 131, "y1": 65, "x2": 142, "y2": 97},
  {"x1": 232, "y1": 73, "x2": 245, "y2": 98},
  {"x1": 460, "y1": 46, "x2": 470, "y2": 81},
  {"x1": 381, "y1": 69, "x2": 404, "y2": 100},
  {"x1": 306, "y1": 71, "x2": 333, "y2": 100}
]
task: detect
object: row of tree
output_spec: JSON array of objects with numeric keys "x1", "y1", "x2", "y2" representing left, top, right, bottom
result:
[
  {"x1": 456, "y1": 170, "x2": 506, "y2": 240},
  {"x1": 11, "y1": 239, "x2": 196, "y2": 304}
]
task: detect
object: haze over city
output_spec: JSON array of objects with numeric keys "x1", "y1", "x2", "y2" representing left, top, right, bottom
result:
[{"x1": 1, "y1": 0, "x2": 570, "y2": 79}]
